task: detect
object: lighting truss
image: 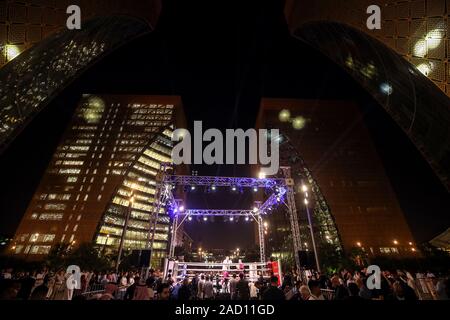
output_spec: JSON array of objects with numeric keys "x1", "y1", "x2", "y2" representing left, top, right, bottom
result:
[
  {"x1": 157, "y1": 170, "x2": 301, "y2": 271},
  {"x1": 183, "y1": 209, "x2": 263, "y2": 217},
  {"x1": 163, "y1": 175, "x2": 286, "y2": 188}
]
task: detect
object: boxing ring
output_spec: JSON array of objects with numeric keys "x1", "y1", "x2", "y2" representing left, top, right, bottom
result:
[{"x1": 164, "y1": 260, "x2": 281, "y2": 283}]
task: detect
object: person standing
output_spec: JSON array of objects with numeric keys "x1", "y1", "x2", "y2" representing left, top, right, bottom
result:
[
  {"x1": 262, "y1": 276, "x2": 285, "y2": 301},
  {"x1": 197, "y1": 275, "x2": 205, "y2": 300},
  {"x1": 178, "y1": 278, "x2": 192, "y2": 301},
  {"x1": 308, "y1": 280, "x2": 325, "y2": 300},
  {"x1": 229, "y1": 274, "x2": 238, "y2": 300},
  {"x1": 236, "y1": 273, "x2": 250, "y2": 300},
  {"x1": 203, "y1": 276, "x2": 214, "y2": 300}
]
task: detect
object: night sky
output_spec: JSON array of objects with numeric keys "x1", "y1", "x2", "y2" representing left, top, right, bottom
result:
[{"x1": 0, "y1": 0, "x2": 448, "y2": 249}]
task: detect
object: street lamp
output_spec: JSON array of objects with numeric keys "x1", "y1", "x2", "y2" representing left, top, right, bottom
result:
[{"x1": 302, "y1": 183, "x2": 321, "y2": 272}]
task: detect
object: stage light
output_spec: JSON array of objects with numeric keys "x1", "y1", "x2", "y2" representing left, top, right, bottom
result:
[
  {"x1": 231, "y1": 186, "x2": 237, "y2": 192},
  {"x1": 230, "y1": 217, "x2": 234, "y2": 222},
  {"x1": 211, "y1": 185, "x2": 216, "y2": 191},
  {"x1": 259, "y1": 172, "x2": 266, "y2": 179},
  {"x1": 188, "y1": 216, "x2": 193, "y2": 221},
  {"x1": 179, "y1": 206, "x2": 185, "y2": 212},
  {"x1": 173, "y1": 208, "x2": 178, "y2": 213},
  {"x1": 203, "y1": 217, "x2": 208, "y2": 222},
  {"x1": 253, "y1": 207, "x2": 259, "y2": 213},
  {"x1": 253, "y1": 187, "x2": 258, "y2": 193},
  {"x1": 245, "y1": 216, "x2": 250, "y2": 222},
  {"x1": 302, "y1": 185, "x2": 308, "y2": 193},
  {"x1": 191, "y1": 185, "x2": 196, "y2": 191}
]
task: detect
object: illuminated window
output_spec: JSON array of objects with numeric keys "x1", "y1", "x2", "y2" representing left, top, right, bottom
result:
[
  {"x1": 29, "y1": 246, "x2": 51, "y2": 255},
  {"x1": 67, "y1": 177, "x2": 78, "y2": 183},
  {"x1": 44, "y1": 204, "x2": 66, "y2": 211},
  {"x1": 59, "y1": 169, "x2": 81, "y2": 175},
  {"x1": 39, "y1": 214, "x2": 64, "y2": 221}
]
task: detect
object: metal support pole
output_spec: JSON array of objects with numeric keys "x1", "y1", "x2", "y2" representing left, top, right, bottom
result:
[
  {"x1": 169, "y1": 215, "x2": 179, "y2": 258},
  {"x1": 281, "y1": 167, "x2": 303, "y2": 275},
  {"x1": 306, "y1": 203, "x2": 321, "y2": 273},
  {"x1": 148, "y1": 164, "x2": 167, "y2": 270},
  {"x1": 116, "y1": 198, "x2": 133, "y2": 274},
  {"x1": 258, "y1": 215, "x2": 266, "y2": 264}
]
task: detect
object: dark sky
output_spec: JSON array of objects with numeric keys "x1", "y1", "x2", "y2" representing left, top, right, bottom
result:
[{"x1": 0, "y1": 0, "x2": 448, "y2": 249}]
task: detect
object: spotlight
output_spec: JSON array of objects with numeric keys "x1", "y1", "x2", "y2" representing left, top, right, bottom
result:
[
  {"x1": 191, "y1": 185, "x2": 196, "y2": 191},
  {"x1": 245, "y1": 216, "x2": 250, "y2": 222},
  {"x1": 211, "y1": 185, "x2": 216, "y2": 191},
  {"x1": 253, "y1": 187, "x2": 258, "y2": 193},
  {"x1": 231, "y1": 186, "x2": 237, "y2": 192},
  {"x1": 179, "y1": 206, "x2": 185, "y2": 212},
  {"x1": 230, "y1": 217, "x2": 234, "y2": 222},
  {"x1": 203, "y1": 217, "x2": 208, "y2": 222},
  {"x1": 188, "y1": 216, "x2": 193, "y2": 221}
]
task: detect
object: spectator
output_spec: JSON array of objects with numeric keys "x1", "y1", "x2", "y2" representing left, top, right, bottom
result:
[
  {"x1": 308, "y1": 280, "x2": 325, "y2": 300},
  {"x1": 229, "y1": 274, "x2": 238, "y2": 300},
  {"x1": 158, "y1": 283, "x2": 171, "y2": 301},
  {"x1": 344, "y1": 283, "x2": 364, "y2": 301},
  {"x1": 203, "y1": 276, "x2": 214, "y2": 300},
  {"x1": 331, "y1": 275, "x2": 348, "y2": 300},
  {"x1": 178, "y1": 278, "x2": 191, "y2": 301},
  {"x1": 236, "y1": 273, "x2": 250, "y2": 300},
  {"x1": 262, "y1": 276, "x2": 285, "y2": 301}
]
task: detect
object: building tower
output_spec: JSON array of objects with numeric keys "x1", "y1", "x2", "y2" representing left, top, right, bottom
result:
[{"x1": 12, "y1": 95, "x2": 185, "y2": 267}]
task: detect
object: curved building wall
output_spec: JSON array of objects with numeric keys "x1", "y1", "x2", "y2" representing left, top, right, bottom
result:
[
  {"x1": 286, "y1": 0, "x2": 450, "y2": 96},
  {"x1": 0, "y1": 0, "x2": 161, "y2": 68},
  {"x1": 293, "y1": 22, "x2": 450, "y2": 191},
  {"x1": 0, "y1": 16, "x2": 152, "y2": 152}
]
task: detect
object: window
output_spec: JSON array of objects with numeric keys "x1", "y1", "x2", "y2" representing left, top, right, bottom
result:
[
  {"x1": 67, "y1": 177, "x2": 78, "y2": 183},
  {"x1": 44, "y1": 204, "x2": 66, "y2": 211},
  {"x1": 39, "y1": 214, "x2": 64, "y2": 221},
  {"x1": 59, "y1": 169, "x2": 81, "y2": 175},
  {"x1": 29, "y1": 246, "x2": 51, "y2": 255}
]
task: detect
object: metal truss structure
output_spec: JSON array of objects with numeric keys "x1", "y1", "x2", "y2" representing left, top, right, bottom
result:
[{"x1": 154, "y1": 169, "x2": 302, "y2": 272}]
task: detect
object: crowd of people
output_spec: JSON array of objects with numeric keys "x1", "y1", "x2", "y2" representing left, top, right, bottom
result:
[{"x1": 0, "y1": 266, "x2": 448, "y2": 301}]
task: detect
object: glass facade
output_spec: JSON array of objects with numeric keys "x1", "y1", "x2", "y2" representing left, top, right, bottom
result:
[
  {"x1": 0, "y1": 16, "x2": 151, "y2": 152},
  {"x1": 13, "y1": 95, "x2": 184, "y2": 267},
  {"x1": 293, "y1": 22, "x2": 450, "y2": 192}
]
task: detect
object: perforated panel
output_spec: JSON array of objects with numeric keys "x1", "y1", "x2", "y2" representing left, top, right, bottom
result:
[
  {"x1": 0, "y1": 0, "x2": 162, "y2": 68},
  {"x1": 288, "y1": 0, "x2": 450, "y2": 96}
]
